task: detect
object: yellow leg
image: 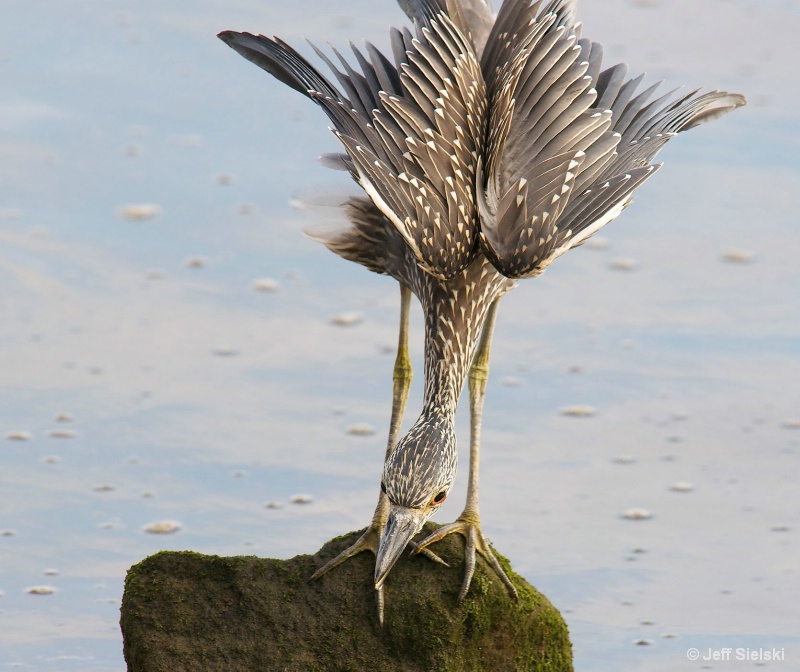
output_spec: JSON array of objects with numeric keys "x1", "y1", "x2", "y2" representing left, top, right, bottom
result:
[{"x1": 311, "y1": 284, "x2": 413, "y2": 577}]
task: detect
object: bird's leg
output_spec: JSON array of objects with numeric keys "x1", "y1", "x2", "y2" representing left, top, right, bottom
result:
[
  {"x1": 310, "y1": 284, "x2": 413, "y2": 585},
  {"x1": 412, "y1": 297, "x2": 518, "y2": 604}
]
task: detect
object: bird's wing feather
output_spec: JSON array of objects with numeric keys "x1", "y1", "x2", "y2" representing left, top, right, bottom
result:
[
  {"x1": 397, "y1": 0, "x2": 447, "y2": 25},
  {"x1": 473, "y1": 0, "x2": 745, "y2": 279},
  {"x1": 338, "y1": 15, "x2": 487, "y2": 279},
  {"x1": 218, "y1": 31, "x2": 339, "y2": 100},
  {"x1": 557, "y1": 82, "x2": 745, "y2": 244},
  {"x1": 542, "y1": 164, "x2": 659, "y2": 263},
  {"x1": 318, "y1": 152, "x2": 353, "y2": 172},
  {"x1": 217, "y1": 31, "x2": 373, "y2": 151},
  {"x1": 478, "y1": 0, "x2": 612, "y2": 278},
  {"x1": 398, "y1": 0, "x2": 495, "y2": 56},
  {"x1": 364, "y1": 40, "x2": 404, "y2": 96},
  {"x1": 442, "y1": 0, "x2": 495, "y2": 58},
  {"x1": 677, "y1": 91, "x2": 747, "y2": 130},
  {"x1": 220, "y1": 20, "x2": 487, "y2": 280},
  {"x1": 308, "y1": 196, "x2": 410, "y2": 278}
]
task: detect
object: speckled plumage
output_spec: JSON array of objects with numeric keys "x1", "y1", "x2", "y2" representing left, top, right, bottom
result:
[
  {"x1": 383, "y1": 250, "x2": 514, "y2": 506},
  {"x1": 326, "y1": 195, "x2": 516, "y2": 518},
  {"x1": 219, "y1": 0, "x2": 745, "y2": 604}
]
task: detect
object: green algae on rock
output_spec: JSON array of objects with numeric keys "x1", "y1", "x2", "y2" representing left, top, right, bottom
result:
[{"x1": 120, "y1": 524, "x2": 572, "y2": 672}]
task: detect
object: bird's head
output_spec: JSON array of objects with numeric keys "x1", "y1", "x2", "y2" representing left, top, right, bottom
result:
[{"x1": 374, "y1": 415, "x2": 457, "y2": 589}]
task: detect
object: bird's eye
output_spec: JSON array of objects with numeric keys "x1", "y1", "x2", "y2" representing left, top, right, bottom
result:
[{"x1": 431, "y1": 491, "x2": 447, "y2": 505}]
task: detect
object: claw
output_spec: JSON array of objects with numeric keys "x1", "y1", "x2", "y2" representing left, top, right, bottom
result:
[
  {"x1": 414, "y1": 515, "x2": 518, "y2": 604},
  {"x1": 409, "y1": 540, "x2": 449, "y2": 567},
  {"x1": 310, "y1": 525, "x2": 381, "y2": 581}
]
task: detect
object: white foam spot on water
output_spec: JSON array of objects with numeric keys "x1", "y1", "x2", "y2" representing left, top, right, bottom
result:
[
  {"x1": 587, "y1": 237, "x2": 609, "y2": 250},
  {"x1": 722, "y1": 248, "x2": 754, "y2": 263},
  {"x1": 560, "y1": 405, "x2": 596, "y2": 418},
  {"x1": 252, "y1": 278, "x2": 279, "y2": 293},
  {"x1": 143, "y1": 520, "x2": 181, "y2": 534},
  {"x1": 331, "y1": 312, "x2": 363, "y2": 327},
  {"x1": 118, "y1": 204, "x2": 161, "y2": 221},
  {"x1": 185, "y1": 256, "x2": 207, "y2": 268},
  {"x1": 48, "y1": 429, "x2": 76, "y2": 439},
  {"x1": 609, "y1": 257, "x2": 637, "y2": 271},
  {"x1": 622, "y1": 508, "x2": 653, "y2": 521},
  {"x1": 26, "y1": 586, "x2": 56, "y2": 595},
  {"x1": 346, "y1": 423, "x2": 375, "y2": 436}
]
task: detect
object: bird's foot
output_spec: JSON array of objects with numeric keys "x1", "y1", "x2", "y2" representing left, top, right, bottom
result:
[
  {"x1": 310, "y1": 523, "x2": 381, "y2": 581},
  {"x1": 311, "y1": 523, "x2": 446, "y2": 581},
  {"x1": 310, "y1": 520, "x2": 447, "y2": 626},
  {"x1": 412, "y1": 512, "x2": 519, "y2": 604}
]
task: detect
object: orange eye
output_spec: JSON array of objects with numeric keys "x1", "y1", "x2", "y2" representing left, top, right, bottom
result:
[{"x1": 431, "y1": 491, "x2": 447, "y2": 505}]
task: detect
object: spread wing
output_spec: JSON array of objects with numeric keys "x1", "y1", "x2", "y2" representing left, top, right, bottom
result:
[
  {"x1": 219, "y1": 15, "x2": 486, "y2": 280},
  {"x1": 477, "y1": 0, "x2": 608, "y2": 277},
  {"x1": 477, "y1": 0, "x2": 746, "y2": 278},
  {"x1": 340, "y1": 16, "x2": 487, "y2": 280},
  {"x1": 220, "y1": 1, "x2": 745, "y2": 282}
]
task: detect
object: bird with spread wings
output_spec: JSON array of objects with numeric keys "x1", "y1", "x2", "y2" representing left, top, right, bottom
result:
[{"x1": 219, "y1": 0, "x2": 745, "y2": 624}]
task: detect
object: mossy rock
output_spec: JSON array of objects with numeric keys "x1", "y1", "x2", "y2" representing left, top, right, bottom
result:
[{"x1": 120, "y1": 523, "x2": 572, "y2": 671}]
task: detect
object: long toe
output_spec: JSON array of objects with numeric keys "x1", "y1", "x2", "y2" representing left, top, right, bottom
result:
[
  {"x1": 310, "y1": 524, "x2": 381, "y2": 581},
  {"x1": 414, "y1": 517, "x2": 519, "y2": 603},
  {"x1": 408, "y1": 540, "x2": 449, "y2": 567}
]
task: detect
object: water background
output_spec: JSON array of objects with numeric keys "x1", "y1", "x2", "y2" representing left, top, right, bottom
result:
[{"x1": 1, "y1": 0, "x2": 798, "y2": 669}]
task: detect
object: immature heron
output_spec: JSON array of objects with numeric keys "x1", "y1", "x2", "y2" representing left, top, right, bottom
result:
[{"x1": 219, "y1": 0, "x2": 744, "y2": 619}]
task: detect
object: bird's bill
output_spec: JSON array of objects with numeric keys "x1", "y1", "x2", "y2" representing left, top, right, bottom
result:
[{"x1": 374, "y1": 504, "x2": 427, "y2": 590}]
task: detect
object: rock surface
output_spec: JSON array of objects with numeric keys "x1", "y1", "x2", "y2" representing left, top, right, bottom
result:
[{"x1": 120, "y1": 524, "x2": 573, "y2": 671}]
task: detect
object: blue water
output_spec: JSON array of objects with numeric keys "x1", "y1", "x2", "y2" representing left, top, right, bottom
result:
[{"x1": 1, "y1": 0, "x2": 798, "y2": 670}]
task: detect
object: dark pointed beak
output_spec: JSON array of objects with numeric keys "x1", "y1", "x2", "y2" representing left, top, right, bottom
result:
[{"x1": 374, "y1": 504, "x2": 427, "y2": 590}]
